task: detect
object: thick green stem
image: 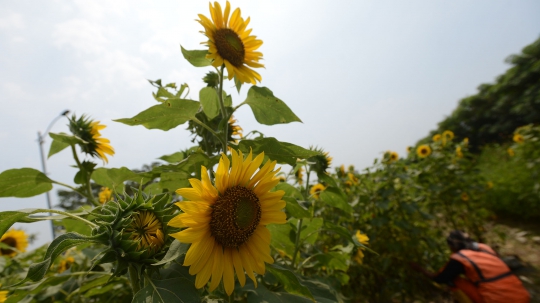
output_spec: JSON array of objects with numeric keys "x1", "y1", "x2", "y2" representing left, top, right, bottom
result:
[
  {"x1": 70, "y1": 144, "x2": 99, "y2": 206},
  {"x1": 217, "y1": 65, "x2": 228, "y2": 153},
  {"x1": 292, "y1": 218, "x2": 303, "y2": 269},
  {"x1": 191, "y1": 118, "x2": 227, "y2": 149},
  {"x1": 32, "y1": 208, "x2": 97, "y2": 228},
  {"x1": 129, "y1": 265, "x2": 142, "y2": 295}
]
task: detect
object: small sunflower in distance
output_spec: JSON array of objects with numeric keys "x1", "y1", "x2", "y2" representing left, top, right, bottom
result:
[
  {"x1": 310, "y1": 183, "x2": 326, "y2": 199},
  {"x1": 169, "y1": 150, "x2": 286, "y2": 295},
  {"x1": 295, "y1": 166, "x2": 304, "y2": 185},
  {"x1": 198, "y1": 1, "x2": 264, "y2": 84},
  {"x1": 456, "y1": 146, "x2": 464, "y2": 158},
  {"x1": 69, "y1": 115, "x2": 115, "y2": 163},
  {"x1": 442, "y1": 130, "x2": 454, "y2": 146},
  {"x1": 507, "y1": 148, "x2": 515, "y2": 157},
  {"x1": 416, "y1": 145, "x2": 431, "y2": 158},
  {"x1": 98, "y1": 187, "x2": 112, "y2": 204},
  {"x1": 461, "y1": 192, "x2": 469, "y2": 202},
  {"x1": 0, "y1": 229, "x2": 28, "y2": 257},
  {"x1": 228, "y1": 116, "x2": 243, "y2": 142},
  {"x1": 513, "y1": 133, "x2": 524, "y2": 144},
  {"x1": 432, "y1": 134, "x2": 441, "y2": 142},
  {"x1": 389, "y1": 151, "x2": 398, "y2": 162}
]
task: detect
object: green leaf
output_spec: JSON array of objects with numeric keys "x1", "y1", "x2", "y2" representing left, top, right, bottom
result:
[
  {"x1": 91, "y1": 167, "x2": 150, "y2": 192},
  {"x1": 180, "y1": 45, "x2": 211, "y2": 67},
  {"x1": 133, "y1": 277, "x2": 200, "y2": 303},
  {"x1": 5, "y1": 275, "x2": 71, "y2": 303},
  {"x1": 49, "y1": 132, "x2": 86, "y2": 145},
  {"x1": 114, "y1": 98, "x2": 200, "y2": 131},
  {"x1": 283, "y1": 197, "x2": 311, "y2": 219},
  {"x1": 243, "y1": 86, "x2": 302, "y2": 125},
  {"x1": 25, "y1": 232, "x2": 104, "y2": 282},
  {"x1": 48, "y1": 139, "x2": 70, "y2": 158},
  {"x1": 314, "y1": 252, "x2": 349, "y2": 271},
  {"x1": 199, "y1": 87, "x2": 220, "y2": 119},
  {"x1": 274, "y1": 182, "x2": 304, "y2": 200},
  {"x1": 238, "y1": 138, "x2": 319, "y2": 166},
  {"x1": 268, "y1": 223, "x2": 295, "y2": 257},
  {"x1": 153, "y1": 240, "x2": 189, "y2": 266},
  {"x1": 299, "y1": 218, "x2": 323, "y2": 245},
  {"x1": 266, "y1": 264, "x2": 314, "y2": 301},
  {"x1": 159, "y1": 172, "x2": 190, "y2": 192},
  {"x1": 0, "y1": 209, "x2": 77, "y2": 236},
  {"x1": 55, "y1": 218, "x2": 92, "y2": 236},
  {"x1": 0, "y1": 168, "x2": 53, "y2": 198},
  {"x1": 319, "y1": 187, "x2": 353, "y2": 213},
  {"x1": 159, "y1": 152, "x2": 186, "y2": 163}
]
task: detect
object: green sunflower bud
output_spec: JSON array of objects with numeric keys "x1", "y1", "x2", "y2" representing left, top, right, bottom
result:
[{"x1": 90, "y1": 188, "x2": 177, "y2": 275}]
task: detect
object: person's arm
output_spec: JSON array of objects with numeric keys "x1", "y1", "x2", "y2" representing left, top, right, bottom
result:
[{"x1": 410, "y1": 259, "x2": 465, "y2": 284}]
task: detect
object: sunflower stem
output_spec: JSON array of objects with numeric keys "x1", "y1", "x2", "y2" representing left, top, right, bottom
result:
[
  {"x1": 70, "y1": 144, "x2": 99, "y2": 206},
  {"x1": 129, "y1": 264, "x2": 142, "y2": 295},
  {"x1": 191, "y1": 118, "x2": 227, "y2": 149},
  {"x1": 292, "y1": 218, "x2": 303, "y2": 269},
  {"x1": 217, "y1": 65, "x2": 229, "y2": 153},
  {"x1": 32, "y1": 208, "x2": 98, "y2": 228}
]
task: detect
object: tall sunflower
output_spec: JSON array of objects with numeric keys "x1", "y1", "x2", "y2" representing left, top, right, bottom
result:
[
  {"x1": 169, "y1": 150, "x2": 286, "y2": 295},
  {"x1": 198, "y1": 1, "x2": 264, "y2": 84},
  {"x1": 69, "y1": 115, "x2": 115, "y2": 163},
  {"x1": 416, "y1": 145, "x2": 431, "y2": 158},
  {"x1": 0, "y1": 229, "x2": 28, "y2": 257}
]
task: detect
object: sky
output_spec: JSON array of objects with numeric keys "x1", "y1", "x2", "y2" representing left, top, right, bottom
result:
[{"x1": 1, "y1": 0, "x2": 539, "y2": 249}]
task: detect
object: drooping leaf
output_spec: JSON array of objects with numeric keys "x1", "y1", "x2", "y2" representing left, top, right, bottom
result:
[
  {"x1": 199, "y1": 87, "x2": 220, "y2": 119},
  {"x1": 0, "y1": 168, "x2": 53, "y2": 198},
  {"x1": 180, "y1": 45, "x2": 212, "y2": 67},
  {"x1": 265, "y1": 264, "x2": 314, "y2": 301},
  {"x1": 132, "y1": 277, "x2": 200, "y2": 303},
  {"x1": 153, "y1": 240, "x2": 189, "y2": 266},
  {"x1": 114, "y1": 98, "x2": 200, "y2": 131},
  {"x1": 319, "y1": 187, "x2": 353, "y2": 213},
  {"x1": 243, "y1": 86, "x2": 302, "y2": 125},
  {"x1": 91, "y1": 167, "x2": 140, "y2": 192},
  {"x1": 238, "y1": 138, "x2": 319, "y2": 166},
  {"x1": 283, "y1": 197, "x2": 311, "y2": 219},
  {"x1": 48, "y1": 138, "x2": 70, "y2": 158},
  {"x1": 24, "y1": 232, "x2": 104, "y2": 283}
]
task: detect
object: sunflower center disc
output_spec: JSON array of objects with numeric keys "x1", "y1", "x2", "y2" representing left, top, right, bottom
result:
[
  {"x1": 210, "y1": 186, "x2": 261, "y2": 248},
  {"x1": 214, "y1": 28, "x2": 245, "y2": 67},
  {"x1": 0, "y1": 237, "x2": 16, "y2": 255}
]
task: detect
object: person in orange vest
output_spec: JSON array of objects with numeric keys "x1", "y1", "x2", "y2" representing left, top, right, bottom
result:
[{"x1": 411, "y1": 230, "x2": 530, "y2": 303}]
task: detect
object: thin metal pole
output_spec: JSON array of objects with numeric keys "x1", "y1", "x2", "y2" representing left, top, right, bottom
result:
[
  {"x1": 37, "y1": 131, "x2": 56, "y2": 239},
  {"x1": 37, "y1": 110, "x2": 70, "y2": 240}
]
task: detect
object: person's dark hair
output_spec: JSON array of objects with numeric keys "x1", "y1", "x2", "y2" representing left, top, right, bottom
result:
[{"x1": 446, "y1": 230, "x2": 474, "y2": 251}]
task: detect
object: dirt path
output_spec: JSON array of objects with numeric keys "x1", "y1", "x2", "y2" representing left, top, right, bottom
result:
[{"x1": 484, "y1": 217, "x2": 540, "y2": 302}]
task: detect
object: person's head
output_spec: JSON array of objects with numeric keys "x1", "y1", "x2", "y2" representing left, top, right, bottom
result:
[{"x1": 446, "y1": 230, "x2": 473, "y2": 252}]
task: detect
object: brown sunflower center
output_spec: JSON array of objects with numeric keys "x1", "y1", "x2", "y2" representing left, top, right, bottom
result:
[
  {"x1": 421, "y1": 148, "x2": 428, "y2": 155},
  {"x1": 210, "y1": 186, "x2": 261, "y2": 248},
  {"x1": 0, "y1": 237, "x2": 16, "y2": 255},
  {"x1": 214, "y1": 28, "x2": 245, "y2": 67}
]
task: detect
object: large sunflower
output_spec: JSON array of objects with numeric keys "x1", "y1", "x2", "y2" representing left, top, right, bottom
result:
[
  {"x1": 169, "y1": 150, "x2": 286, "y2": 295},
  {"x1": 198, "y1": 1, "x2": 264, "y2": 84},
  {"x1": 0, "y1": 289, "x2": 7, "y2": 303},
  {"x1": 0, "y1": 229, "x2": 28, "y2": 257}
]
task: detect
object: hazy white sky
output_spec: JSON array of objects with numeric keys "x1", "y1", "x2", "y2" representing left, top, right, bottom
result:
[{"x1": 1, "y1": 1, "x2": 539, "y2": 248}]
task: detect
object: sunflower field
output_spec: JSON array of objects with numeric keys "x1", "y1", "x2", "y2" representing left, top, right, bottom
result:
[{"x1": 1, "y1": 2, "x2": 539, "y2": 303}]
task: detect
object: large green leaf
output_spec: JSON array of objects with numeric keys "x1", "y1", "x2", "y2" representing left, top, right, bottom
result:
[
  {"x1": 132, "y1": 277, "x2": 200, "y2": 303},
  {"x1": 0, "y1": 209, "x2": 87, "y2": 236},
  {"x1": 5, "y1": 275, "x2": 71, "y2": 303},
  {"x1": 238, "y1": 138, "x2": 319, "y2": 166},
  {"x1": 180, "y1": 46, "x2": 211, "y2": 67},
  {"x1": 153, "y1": 240, "x2": 189, "y2": 266},
  {"x1": 48, "y1": 132, "x2": 80, "y2": 158},
  {"x1": 268, "y1": 222, "x2": 295, "y2": 257},
  {"x1": 319, "y1": 187, "x2": 353, "y2": 213},
  {"x1": 159, "y1": 172, "x2": 190, "y2": 192},
  {"x1": 159, "y1": 152, "x2": 186, "y2": 163},
  {"x1": 25, "y1": 232, "x2": 104, "y2": 283},
  {"x1": 283, "y1": 197, "x2": 311, "y2": 219},
  {"x1": 114, "y1": 98, "x2": 200, "y2": 131},
  {"x1": 91, "y1": 167, "x2": 140, "y2": 192},
  {"x1": 265, "y1": 264, "x2": 314, "y2": 301},
  {"x1": 243, "y1": 86, "x2": 302, "y2": 125},
  {"x1": 199, "y1": 87, "x2": 220, "y2": 119},
  {"x1": 0, "y1": 168, "x2": 53, "y2": 198}
]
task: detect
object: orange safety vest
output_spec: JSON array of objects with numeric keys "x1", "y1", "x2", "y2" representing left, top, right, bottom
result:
[{"x1": 450, "y1": 244, "x2": 530, "y2": 303}]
